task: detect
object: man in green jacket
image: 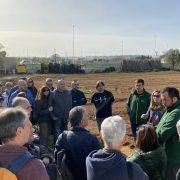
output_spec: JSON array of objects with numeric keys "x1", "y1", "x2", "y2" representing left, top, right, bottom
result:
[
  {"x1": 127, "y1": 79, "x2": 151, "y2": 138},
  {"x1": 156, "y1": 87, "x2": 180, "y2": 180}
]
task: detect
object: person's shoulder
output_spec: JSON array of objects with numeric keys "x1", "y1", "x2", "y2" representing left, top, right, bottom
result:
[
  {"x1": 104, "y1": 89, "x2": 112, "y2": 94},
  {"x1": 12, "y1": 89, "x2": 19, "y2": 96},
  {"x1": 144, "y1": 90, "x2": 151, "y2": 97},
  {"x1": 131, "y1": 162, "x2": 149, "y2": 179},
  {"x1": 91, "y1": 91, "x2": 98, "y2": 97},
  {"x1": 24, "y1": 158, "x2": 49, "y2": 179},
  {"x1": 127, "y1": 150, "x2": 141, "y2": 162}
]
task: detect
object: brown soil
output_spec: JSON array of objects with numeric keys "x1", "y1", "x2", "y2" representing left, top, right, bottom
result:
[{"x1": 3, "y1": 71, "x2": 180, "y2": 156}]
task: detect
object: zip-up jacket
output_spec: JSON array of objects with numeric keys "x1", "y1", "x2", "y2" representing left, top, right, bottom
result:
[
  {"x1": 156, "y1": 101, "x2": 180, "y2": 164},
  {"x1": 49, "y1": 88, "x2": 72, "y2": 120},
  {"x1": 127, "y1": 89, "x2": 151, "y2": 124}
]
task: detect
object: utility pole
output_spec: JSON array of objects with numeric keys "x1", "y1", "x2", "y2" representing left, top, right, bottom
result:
[
  {"x1": 73, "y1": 25, "x2": 75, "y2": 64},
  {"x1": 154, "y1": 35, "x2": 158, "y2": 56},
  {"x1": 121, "y1": 40, "x2": 124, "y2": 56}
]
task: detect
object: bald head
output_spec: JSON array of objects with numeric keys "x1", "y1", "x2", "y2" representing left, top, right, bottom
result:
[
  {"x1": 57, "y1": 79, "x2": 66, "y2": 90},
  {"x1": 72, "y1": 80, "x2": 79, "y2": 90}
]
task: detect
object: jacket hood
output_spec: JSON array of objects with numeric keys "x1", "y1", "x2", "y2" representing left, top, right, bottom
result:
[{"x1": 86, "y1": 149, "x2": 126, "y2": 176}]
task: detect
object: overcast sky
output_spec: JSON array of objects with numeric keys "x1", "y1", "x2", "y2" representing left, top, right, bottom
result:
[{"x1": 0, "y1": 0, "x2": 180, "y2": 57}]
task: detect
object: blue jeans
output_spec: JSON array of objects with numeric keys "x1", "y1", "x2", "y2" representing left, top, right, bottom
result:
[{"x1": 53, "y1": 118, "x2": 68, "y2": 144}]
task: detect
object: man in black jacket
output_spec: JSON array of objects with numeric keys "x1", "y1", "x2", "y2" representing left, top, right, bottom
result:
[
  {"x1": 71, "y1": 80, "x2": 87, "y2": 108},
  {"x1": 55, "y1": 106, "x2": 100, "y2": 180}
]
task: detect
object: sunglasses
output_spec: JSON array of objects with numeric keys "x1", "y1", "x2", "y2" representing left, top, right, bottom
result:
[
  {"x1": 43, "y1": 89, "x2": 50, "y2": 92},
  {"x1": 153, "y1": 95, "x2": 160, "y2": 98}
]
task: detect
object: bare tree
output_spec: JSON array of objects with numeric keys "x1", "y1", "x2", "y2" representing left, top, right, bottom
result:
[{"x1": 163, "y1": 49, "x2": 180, "y2": 70}]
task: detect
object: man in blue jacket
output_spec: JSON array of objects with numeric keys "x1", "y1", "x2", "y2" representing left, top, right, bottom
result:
[
  {"x1": 55, "y1": 106, "x2": 100, "y2": 180},
  {"x1": 86, "y1": 116, "x2": 149, "y2": 180},
  {"x1": 71, "y1": 80, "x2": 87, "y2": 107},
  {"x1": 8, "y1": 79, "x2": 35, "y2": 108}
]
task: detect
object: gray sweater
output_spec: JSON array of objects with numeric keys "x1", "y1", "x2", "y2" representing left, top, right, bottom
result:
[{"x1": 49, "y1": 88, "x2": 72, "y2": 120}]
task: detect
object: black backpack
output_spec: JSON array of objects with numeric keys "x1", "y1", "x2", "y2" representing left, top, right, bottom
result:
[{"x1": 57, "y1": 132, "x2": 74, "y2": 180}]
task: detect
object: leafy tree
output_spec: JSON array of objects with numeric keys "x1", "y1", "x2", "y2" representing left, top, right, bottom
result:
[
  {"x1": 0, "y1": 43, "x2": 6, "y2": 73},
  {"x1": 163, "y1": 49, "x2": 180, "y2": 70}
]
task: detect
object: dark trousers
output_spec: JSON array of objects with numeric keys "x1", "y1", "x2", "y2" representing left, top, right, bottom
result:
[
  {"x1": 53, "y1": 118, "x2": 68, "y2": 144},
  {"x1": 165, "y1": 162, "x2": 180, "y2": 180},
  {"x1": 39, "y1": 122, "x2": 51, "y2": 146},
  {"x1": 96, "y1": 117, "x2": 105, "y2": 132},
  {"x1": 130, "y1": 120, "x2": 146, "y2": 137}
]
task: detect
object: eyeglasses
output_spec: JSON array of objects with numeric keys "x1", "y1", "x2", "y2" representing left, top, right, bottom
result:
[
  {"x1": 153, "y1": 95, "x2": 160, "y2": 98},
  {"x1": 28, "y1": 81, "x2": 33, "y2": 83}
]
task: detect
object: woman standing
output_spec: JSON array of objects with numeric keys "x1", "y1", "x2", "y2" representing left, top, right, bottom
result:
[
  {"x1": 141, "y1": 90, "x2": 165, "y2": 126},
  {"x1": 35, "y1": 86, "x2": 52, "y2": 146}
]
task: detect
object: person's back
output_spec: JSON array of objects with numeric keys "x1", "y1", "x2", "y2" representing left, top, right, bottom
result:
[
  {"x1": 0, "y1": 108, "x2": 49, "y2": 180},
  {"x1": 86, "y1": 149, "x2": 148, "y2": 180},
  {"x1": 128, "y1": 146, "x2": 166, "y2": 180},
  {"x1": 128, "y1": 124, "x2": 166, "y2": 180},
  {"x1": 55, "y1": 106, "x2": 100, "y2": 180},
  {"x1": 86, "y1": 116, "x2": 148, "y2": 180},
  {"x1": 0, "y1": 144, "x2": 49, "y2": 180},
  {"x1": 55, "y1": 127, "x2": 100, "y2": 180}
]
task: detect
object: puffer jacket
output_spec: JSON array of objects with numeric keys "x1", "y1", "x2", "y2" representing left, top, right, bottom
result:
[{"x1": 128, "y1": 146, "x2": 167, "y2": 180}]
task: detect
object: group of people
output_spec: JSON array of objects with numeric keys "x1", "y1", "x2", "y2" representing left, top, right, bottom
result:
[{"x1": 0, "y1": 76, "x2": 179, "y2": 180}]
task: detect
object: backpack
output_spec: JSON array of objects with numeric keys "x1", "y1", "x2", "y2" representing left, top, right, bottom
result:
[
  {"x1": 57, "y1": 132, "x2": 74, "y2": 180},
  {"x1": 0, "y1": 152, "x2": 34, "y2": 180}
]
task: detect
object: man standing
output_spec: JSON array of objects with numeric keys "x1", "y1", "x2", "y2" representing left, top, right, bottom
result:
[
  {"x1": 127, "y1": 79, "x2": 151, "y2": 138},
  {"x1": 45, "y1": 78, "x2": 54, "y2": 91},
  {"x1": 71, "y1": 80, "x2": 87, "y2": 108},
  {"x1": 8, "y1": 79, "x2": 35, "y2": 108},
  {"x1": 156, "y1": 87, "x2": 180, "y2": 180},
  {"x1": 2, "y1": 82, "x2": 13, "y2": 107},
  {"x1": 0, "y1": 108, "x2": 49, "y2": 180},
  {"x1": 49, "y1": 79, "x2": 72, "y2": 142},
  {"x1": 91, "y1": 80, "x2": 115, "y2": 131}
]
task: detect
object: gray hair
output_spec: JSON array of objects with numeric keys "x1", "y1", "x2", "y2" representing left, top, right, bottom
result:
[
  {"x1": 12, "y1": 97, "x2": 29, "y2": 108},
  {"x1": 177, "y1": 120, "x2": 180, "y2": 139},
  {"x1": 68, "y1": 106, "x2": 86, "y2": 127},
  {"x1": 101, "y1": 116, "x2": 126, "y2": 148},
  {"x1": 46, "y1": 78, "x2": 53, "y2": 83},
  {"x1": 58, "y1": 78, "x2": 65, "y2": 83},
  {"x1": 0, "y1": 108, "x2": 27, "y2": 143}
]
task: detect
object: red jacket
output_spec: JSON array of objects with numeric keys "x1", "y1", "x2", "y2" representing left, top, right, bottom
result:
[{"x1": 0, "y1": 144, "x2": 50, "y2": 180}]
